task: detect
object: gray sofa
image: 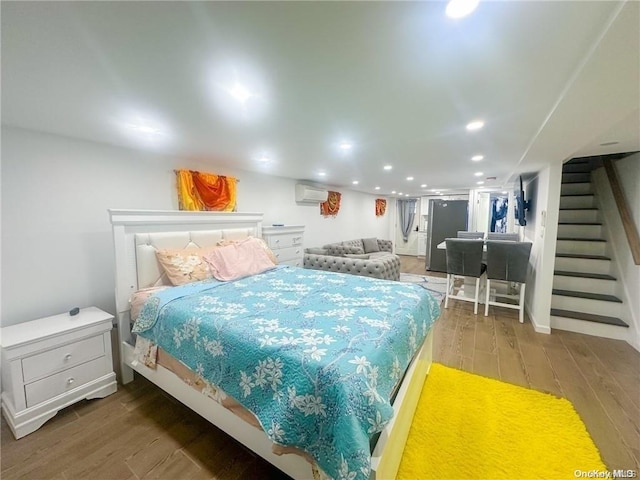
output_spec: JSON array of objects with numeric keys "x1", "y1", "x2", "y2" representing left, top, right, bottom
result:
[{"x1": 303, "y1": 238, "x2": 401, "y2": 281}]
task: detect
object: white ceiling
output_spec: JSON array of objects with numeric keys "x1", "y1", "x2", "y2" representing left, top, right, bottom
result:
[{"x1": 2, "y1": 1, "x2": 639, "y2": 197}]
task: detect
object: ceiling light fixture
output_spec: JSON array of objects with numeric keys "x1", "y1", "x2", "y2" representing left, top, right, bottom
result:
[
  {"x1": 398, "y1": 192, "x2": 403, "y2": 195},
  {"x1": 420, "y1": 184, "x2": 427, "y2": 188},
  {"x1": 352, "y1": 180, "x2": 359, "y2": 185},
  {"x1": 256, "y1": 155, "x2": 270, "y2": 163},
  {"x1": 474, "y1": 172, "x2": 484, "y2": 177},
  {"x1": 405, "y1": 194, "x2": 410, "y2": 197},
  {"x1": 477, "y1": 181, "x2": 485, "y2": 185},
  {"x1": 228, "y1": 83, "x2": 253, "y2": 103},
  {"x1": 407, "y1": 176, "x2": 414, "y2": 181},
  {"x1": 502, "y1": 191, "x2": 508, "y2": 194},
  {"x1": 446, "y1": 0, "x2": 480, "y2": 19},
  {"x1": 318, "y1": 172, "x2": 326, "y2": 177},
  {"x1": 471, "y1": 155, "x2": 484, "y2": 161},
  {"x1": 383, "y1": 165, "x2": 393, "y2": 171},
  {"x1": 466, "y1": 120, "x2": 485, "y2": 131},
  {"x1": 375, "y1": 186, "x2": 380, "y2": 190},
  {"x1": 339, "y1": 141, "x2": 354, "y2": 152},
  {"x1": 392, "y1": 190, "x2": 397, "y2": 194}
]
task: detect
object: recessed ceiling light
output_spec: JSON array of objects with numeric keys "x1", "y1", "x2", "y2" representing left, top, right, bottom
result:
[
  {"x1": 438, "y1": 193, "x2": 444, "y2": 196},
  {"x1": 477, "y1": 181, "x2": 485, "y2": 185},
  {"x1": 339, "y1": 141, "x2": 354, "y2": 152},
  {"x1": 352, "y1": 180, "x2": 359, "y2": 185},
  {"x1": 398, "y1": 192, "x2": 403, "y2": 195},
  {"x1": 384, "y1": 165, "x2": 393, "y2": 171},
  {"x1": 405, "y1": 194, "x2": 410, "y2": 197},
  {"x1": 435, "y1": 191, "x2": 441, "y2": 194},
  {"x1": 474, "y1": 172, "x2": 484, "y2": 177},
  {"x1": 420, "y1": 184, "x2": 427, "y2": 188},
  {"x1": 406, "y1": 176, "x2": 414, "y2": 181},
  {"x1": 229, "y1": 83, "x2": 253, "y2": 103},
  {"x1": 502, "y1": 191, "x2": 508, "y2": 194},
  {"x1": 256, "y1": 155, "x2": 270, "y2": 163},
  {"x1": 446, "y1": 0, "x2": 480, "y2": 19},
  {"x1": 466, "y1": 120, "x2": 485, "y2": 131},
  {"x1": 318, "y1": 172, "x2": 326, "y2": 177},
  {"x1": 471, "y1": 155, "x2": 484, "y2": 161},
  {"x1": 391, "y1": 190, "x2": 397, "y2": 194},
  {"x1": 375, "y1": 186, "x2": 380, "y2": 190}
]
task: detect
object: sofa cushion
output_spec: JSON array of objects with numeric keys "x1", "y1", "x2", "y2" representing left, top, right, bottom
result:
[
  {"x1": 363, "y1": 237, "x2": 380, "y2": 253},
  {"x1": 344, "y1": 253, "x2": 370, "y2": 259}
]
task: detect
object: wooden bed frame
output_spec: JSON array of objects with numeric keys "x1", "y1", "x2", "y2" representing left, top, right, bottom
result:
[{"x1": 109, "y1": 209, "x2": 433, "y2": 480}]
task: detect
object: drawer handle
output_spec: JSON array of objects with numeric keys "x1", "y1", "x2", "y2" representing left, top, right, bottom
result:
[
  {"x1": 64, "y1": 354, "x2": 72, "y2": 361},
  {"x1": 275, "y1": 239, "x2": 280, "y2": 243},
  {"x1": 66, "y1": 377, "x2": 75, "y2": 387},
  {"x1": 275, "y1": 253, "x2": 281, "y2": 257}
]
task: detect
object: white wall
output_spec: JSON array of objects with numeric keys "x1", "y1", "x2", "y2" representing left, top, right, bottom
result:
[
  {"x1": 592, "y1": 154, "x2": 640, "y2": 350},
  {"x1": 1, "y1": 126, "x2": 392, "y2": 326},
  {"x1": 522, "y1": 161, "x2": 562, "y2": 334}
]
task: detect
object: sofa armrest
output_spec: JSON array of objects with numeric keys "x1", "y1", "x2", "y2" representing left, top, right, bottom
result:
[
  {"x1": 303, "y1": 253, "x2": 400, "y2": 281},
  {"x1": 377, "y1": 239, "x2": 393, "y2": 252}
]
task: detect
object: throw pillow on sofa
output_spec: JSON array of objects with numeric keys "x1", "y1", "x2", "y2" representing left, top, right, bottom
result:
[{"x1": 362, "y1": 238, "x2": 380, "y2": 253}]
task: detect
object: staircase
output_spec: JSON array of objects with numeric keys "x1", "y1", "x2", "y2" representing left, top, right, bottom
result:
[{"x1": 550, "y1": 158, "x2": 629, "y2": 339}]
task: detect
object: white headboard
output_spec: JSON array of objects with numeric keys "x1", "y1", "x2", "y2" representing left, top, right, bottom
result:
[{"x1": 109, "y1": 209, "x2": 263, "y2": 381}]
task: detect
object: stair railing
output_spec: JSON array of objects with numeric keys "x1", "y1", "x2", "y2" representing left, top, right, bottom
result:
[{"x1": 603, "y1": 159, "x2": 640, "y2": 265}]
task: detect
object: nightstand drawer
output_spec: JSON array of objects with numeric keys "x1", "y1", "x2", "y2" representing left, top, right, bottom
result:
[
  {"x1": 25, "y1": 356, "x2": 107, "y2": 408},
  {"x1": 266, "y1": 233, "x2": 303, "y2": 249},
  {"x1": 21, "y1": 334, "x2": 105, "y2": 383},
  {"x1": 273, "y1": 246, "x2": 303, "y2": 262}
]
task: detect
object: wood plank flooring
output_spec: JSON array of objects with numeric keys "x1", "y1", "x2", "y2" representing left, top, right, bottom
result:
[{"x1": 2, "y1": 255, "x2": 638, "y2": 478}]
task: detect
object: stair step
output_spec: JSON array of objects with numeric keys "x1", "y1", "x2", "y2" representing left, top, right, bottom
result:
[
  {"x1": 552, "y1": 289, "x2": 622, "y2": 303},
  {"x1": 562, "y1": 179, "x2": 592, "y2": 184},
  {"x1": 554, "y1": 271, "x2": 616, "y2": 280},
  {"x1": 561, "y1": 183, "x2": 592, "y2": 195},
  {"x1": 556, "y1": 253, "x2": 611, "y2": 260},
  {"x1": 560, "y1": 194, "x2": 595, "y2": 197},
  {"x1": 557, "y1": 237, "x2": 606, "y2": 242},
  {"x1": 558, "y1": 222, "x2": 602, "y2": 225},
  {"x1": 559, "y1": 207, "x2": 598, "y2": 211},
  {"x1": 550, "y1": 309, "x2": 628, "y2": 328}
]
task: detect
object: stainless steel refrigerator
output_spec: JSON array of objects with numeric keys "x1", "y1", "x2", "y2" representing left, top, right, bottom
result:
[{"x1": 426, "y1": 199, "x2": 469, "y2": 272}]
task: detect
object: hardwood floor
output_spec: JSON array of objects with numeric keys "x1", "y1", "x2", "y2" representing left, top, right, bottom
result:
[{"x1": 2, "y1": 256, "x2": 638, "y2": 478}]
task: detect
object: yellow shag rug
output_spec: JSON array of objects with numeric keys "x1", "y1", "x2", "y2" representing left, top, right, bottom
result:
[{"x1": 396, "y1": 363, "x2": 606, "y2": 479}]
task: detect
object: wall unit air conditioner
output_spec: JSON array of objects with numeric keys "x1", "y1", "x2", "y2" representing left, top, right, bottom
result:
[{"x1": 295, "y1": 184, "x2": 329, "y2": 203}]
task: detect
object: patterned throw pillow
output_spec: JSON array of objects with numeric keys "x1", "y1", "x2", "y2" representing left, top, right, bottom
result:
[{"x1": 155, "y1": 246, "x2": 219, "y2": 285}]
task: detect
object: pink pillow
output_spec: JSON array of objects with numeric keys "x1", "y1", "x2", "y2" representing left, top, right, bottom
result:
[{"x1": 203, "y1": 237, "x2": 276, "y2": 281}]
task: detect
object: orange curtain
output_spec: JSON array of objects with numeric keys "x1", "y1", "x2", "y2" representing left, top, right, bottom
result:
[
  {"x1": 320, "y1": 191, "x2": 341, "y2": 217},
  {"x1": 375, "y1": 198, "x2": 387, "y2": 216},
  {"x1": 176, "y1": 169, "x2": 237, "y2": 212}
]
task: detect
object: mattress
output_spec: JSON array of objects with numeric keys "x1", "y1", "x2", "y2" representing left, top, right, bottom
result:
[{"x1": 132, "y1": 266, "x2": 440, "y2": 480}]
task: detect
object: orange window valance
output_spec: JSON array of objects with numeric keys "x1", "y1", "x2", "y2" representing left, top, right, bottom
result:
[
  {"x1": 320, "y1": 191, "x2": 341, "y2": 217},
  {"x1": 176, "y1": 169, "x2": 237, "y2": 212},
  {"x1": 375, "y1": 198, "x2": 387, "y2": 217}
]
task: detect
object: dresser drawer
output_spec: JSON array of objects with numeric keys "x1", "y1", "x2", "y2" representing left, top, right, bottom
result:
[
  {"x1": 273, "y1": 245, "x2": 303, "y2": 263},
  {"x1": 25, "y1": 356, "x2": 108, "y2": 408},
  {"x1": 21, "y1": 334, "x2": 105, "y2": 383},
  {"x1": 281, "y1": 258, "x2": 303, "y2": 268},
  {"x1": 265, "y1": 233, "x2": 303, "y2": 249}
]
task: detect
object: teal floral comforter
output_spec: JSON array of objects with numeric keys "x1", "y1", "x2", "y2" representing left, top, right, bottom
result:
[{"x1": 133, "y1": 266, "x2": 440, "y2": 480}]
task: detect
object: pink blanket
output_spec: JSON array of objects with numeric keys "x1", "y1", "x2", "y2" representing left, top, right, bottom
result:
[{"x1": 203, "y1": 237, "x2": 276, "y2": 281}]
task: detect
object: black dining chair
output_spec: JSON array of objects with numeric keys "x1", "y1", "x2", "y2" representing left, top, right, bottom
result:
[
  {"x1": 444, "y1": 238, "x2": 486, "y2": 314},
  {"x1": 456, "y1": 231, "x2": 485, "y2": 239},
  {"x1": 484, "y1": 241, "x2": 533, "y2": 323}
]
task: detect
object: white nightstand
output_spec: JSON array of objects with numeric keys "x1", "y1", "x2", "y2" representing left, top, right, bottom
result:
[
  {"x1": 1, "y1": 307, "x2": 117, "y2": 439},
  {"x1": 262, "y1": 225, "x2": 305, "y2": 267}
]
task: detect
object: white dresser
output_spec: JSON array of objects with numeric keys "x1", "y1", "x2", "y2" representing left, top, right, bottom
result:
[
  {"x1": 262, "y1": 225, "x2": 305, "y2": 267},
  {"x1": 1, "y1": 307, "x2": 117, "y2": 439}
]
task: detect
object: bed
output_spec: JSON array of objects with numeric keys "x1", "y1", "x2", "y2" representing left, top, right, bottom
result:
[{"x1": 109, "y1": 209, "x2": 440, "y2": 480}]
